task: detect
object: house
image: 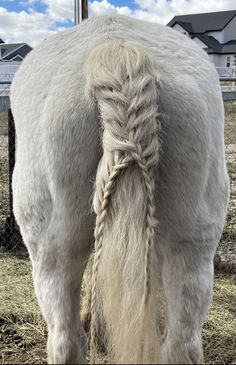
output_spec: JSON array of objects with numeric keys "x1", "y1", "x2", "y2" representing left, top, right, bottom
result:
[
  {"x1": 167, "y1": 10, "x2": 236, "y2": 77},
  {"x1": 0, "y1": 39, "x2": 32, "y2": 92},
  {"x1": 0, "y1": 38, "x2": 32, "y2": 63}
]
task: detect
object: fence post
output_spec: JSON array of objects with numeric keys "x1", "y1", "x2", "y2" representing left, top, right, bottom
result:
[{"x1": 74, "y1": 0, "x2": 88, "y2": 25}]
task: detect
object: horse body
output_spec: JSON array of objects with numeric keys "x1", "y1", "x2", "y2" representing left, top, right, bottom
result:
[{"x1": 11, "y1": 15, "x2": 229, "y2": 364}]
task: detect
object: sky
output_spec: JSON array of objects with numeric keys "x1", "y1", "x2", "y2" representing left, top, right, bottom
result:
[{"x1": 0, "y1": 0, "x2": 236, "y2": 46}]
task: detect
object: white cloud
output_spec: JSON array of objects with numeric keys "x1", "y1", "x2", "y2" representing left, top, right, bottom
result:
[
  {"x1": 0, "y1": 6, "x2": 56, "y2": 46},
  {"x1": 42, "y1": 0, "x2": 132, "y2": 21},
  {"x1": 43, "y1": 0, "x2": 74, "y2": 22},
  {"x1": 90, "y1": 0, "x2": 132, "y2": 16},
  {"x1": 0, "y1": 0, "x2": 236, "y2": 46},
  {"x1": 133, "y1": 0, "x2": 236, "y2": 24}
]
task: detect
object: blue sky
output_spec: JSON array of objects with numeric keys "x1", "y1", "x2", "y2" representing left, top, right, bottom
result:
[
  {"x1": 0, "y1": 0, "x2": 235, "y2": 46},
  {"x1": 0, "y1": 1, "x2": 45, "y2": 13},
  {"x1": 109, "y1": 1, "x2": 136, "y2": 8}
]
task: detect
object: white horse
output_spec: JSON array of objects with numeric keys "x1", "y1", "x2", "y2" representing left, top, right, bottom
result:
[{"x1": 11, "y1": 15, "x2": 229, "y2": 364}]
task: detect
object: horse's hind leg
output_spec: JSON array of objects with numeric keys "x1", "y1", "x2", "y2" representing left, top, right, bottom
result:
[
  {"x1": 160, "y1": 242, "x2": 216, "y2": 364},
  {"x1": 14, "y1": 176, "x2": 93, "y2": 364},
  {"x1": 34, "y1": 206, "x2": 93, "y2": 364}
]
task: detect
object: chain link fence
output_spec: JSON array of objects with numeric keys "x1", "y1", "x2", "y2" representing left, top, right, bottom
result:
[
  {"x1": 0, "y1": 75, "x2": 22, "y2": 250},
  {"x1": 217, "y1": 99, "x2": 236, "y2": 272},
  {"x1": 0, "y1": 78, "x2": 235, "y2": 256}
]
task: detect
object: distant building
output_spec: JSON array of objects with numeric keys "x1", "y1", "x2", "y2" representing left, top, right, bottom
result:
[
  {"x1": 0, "y1": 38, "x2": 32, "y2": 63},
  {"x1": 0, "y1": 39, "x2": 32, "y2": 86},
  {"x1": 168, "y1": 10, "x2": 236, "y2": 76}
]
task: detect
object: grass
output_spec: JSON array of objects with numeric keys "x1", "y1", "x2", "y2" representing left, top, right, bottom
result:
[
  {"x1": 0, "y1": 253, "x2": 47, "y2": 364},
  {"x1": 224, "y1": 101, "x2": 236, "y2": 146},
  {"x1": 203, "y1": 274, "x2": 236, "y2": 365},
  {"x1": 0, "y1": 113, "x2": 8, "y2": 136},
  {"x1": 0, "y1": 253, "x2": 235, "y2": 365},
  {"x1": 222, "y1": 197, "x2": 236, "y2": 242}
]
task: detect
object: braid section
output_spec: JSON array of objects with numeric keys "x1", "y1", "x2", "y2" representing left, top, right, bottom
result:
[{"x1": 86, "y1": 39, "x2": 161, "y2": 364}]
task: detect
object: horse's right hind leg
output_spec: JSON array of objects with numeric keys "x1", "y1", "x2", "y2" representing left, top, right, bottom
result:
[{"x1": 160, "y1": 242, "x2": 216, "y2": 364}]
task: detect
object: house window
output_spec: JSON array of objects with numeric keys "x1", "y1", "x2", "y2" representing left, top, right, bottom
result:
[{"x1": 226, "y1": 56, "x2": 231, "y2": 67}]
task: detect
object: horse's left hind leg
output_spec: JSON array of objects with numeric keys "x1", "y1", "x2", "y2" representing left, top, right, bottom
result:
[
  {"x1": 160, "y1": 242, "x2": 216, "y2": 364},
  {"x1": 29, "y1": 210, "x2": 92, "y2": 364}
]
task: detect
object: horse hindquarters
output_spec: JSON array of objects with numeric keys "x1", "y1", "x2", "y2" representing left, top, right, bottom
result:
[
  {"x1": 13, "y1": 165, "x2": 93, "y2": 363},
  {"x1": 12, "y1": 90, "x2": 101, "y2": 363}
]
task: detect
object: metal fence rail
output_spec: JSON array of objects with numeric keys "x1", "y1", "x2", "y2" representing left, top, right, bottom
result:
[
  {"x1": 217, "y1": 67, "x2": 236, "y2": 79},
  {"x1": 0, "y1": 80, "x2": 235, "y2": 251}
]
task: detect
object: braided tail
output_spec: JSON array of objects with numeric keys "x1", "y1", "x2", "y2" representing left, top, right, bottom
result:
[{"x1": 86, "y1": 40, "x2": 161, "y2": 364}]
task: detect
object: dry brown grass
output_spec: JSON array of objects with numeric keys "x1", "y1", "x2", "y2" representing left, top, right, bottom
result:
[
  {"x1": 203, "y1": 274, "x2": 236, "y2": 365},
  {"x1": 0, "y1": 113, "x2": 8, "y2": 136},
  {"x1": 0, "y1": 253, "x2": 235, "y2": 364},
  {"x1": 0, "y1": 253, "x2": 47, "y2": 364}
]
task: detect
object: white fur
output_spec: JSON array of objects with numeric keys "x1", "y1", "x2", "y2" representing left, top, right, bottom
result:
[{"x1": 11, "y1": 15, "x2": 229, "y2": 364}]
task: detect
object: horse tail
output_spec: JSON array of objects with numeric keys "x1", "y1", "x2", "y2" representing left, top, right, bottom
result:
[{"x1": 86, "y1": 39, "x2": 161, "y2": 364}]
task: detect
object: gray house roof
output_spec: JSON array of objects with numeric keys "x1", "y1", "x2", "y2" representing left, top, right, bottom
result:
[
  {"x1": 168, "y1": 10, "x2": 236, "y2": 54},
  {"x1": 0, "y1": 41, "x2": 32, "y2": 61},
  {"x1": 194, "y1": 34, "x2": 236, "y2": 54},
  {"x1": 167, "y1": 10, "x2": 236, "y2": 34}
]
